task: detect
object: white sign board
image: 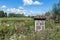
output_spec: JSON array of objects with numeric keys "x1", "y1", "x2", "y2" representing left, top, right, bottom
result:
[{"x1": 35, "y1": 20, "x2": 45, "y2": 31}]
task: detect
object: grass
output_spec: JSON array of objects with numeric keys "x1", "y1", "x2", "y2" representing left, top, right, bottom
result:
[
  {"x1": 0, "y1": 18, "x2": 60, "y2": 40},
  {"x1": 0, "y1": 17, "x2": 33, "y2": 21},
  {"x1": 0, "y1": 17, "x2": 35, "y2": 40}
]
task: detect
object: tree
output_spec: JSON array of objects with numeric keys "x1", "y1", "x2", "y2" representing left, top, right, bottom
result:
[
  {"x1": 8, "y1": 13, "x2": 15, "y2": 17},
  {"x1": 45, "y1": 11, "x2": 51, "y2": 16},
  {"x1": 52, "y1": 4, "x2": 58, "y2": 19},
  {"x1": 0, "y1": 11, "x2": 7, "y2": 17},
  {"x1": 8, "y1": 13, "x2": 25, "y2": 17},
  {"x1": 52, "y1": 0, "x2": 60, "y2": 23},
  {"x1": 4, "y1": 13, "x2": 7, "y2": 17},
  {"x1": 0, "y1": 11, "x2": 5, "y2": 17}
]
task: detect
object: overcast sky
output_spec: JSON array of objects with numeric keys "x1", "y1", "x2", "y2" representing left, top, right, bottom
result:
[{"x1": 0, "y1": 0, "x2": 59, "y2": 16}]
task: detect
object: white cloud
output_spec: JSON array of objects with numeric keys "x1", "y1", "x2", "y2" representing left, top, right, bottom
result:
[
  {"x1": 5, "y1": 8, "x2": 34, "y2": 16},
  {"x1": 6, "y1": 8, "x2": 22, "y2": 13},
  {"x1": 0, "y1": 5, "x2": 7, "y2": 8},
  {"x1": 0, "y1": 5, "x2": 24, "y2": 14},
  {"x1": 0, "y1": 5, "x2": 35, "y2": 16},
  {"x1": 23, "y1": 0, "x2": 33, "y2": 5},
  {"x1": 18, "y1": 6, "x2": 23, "y2": 10},
  {"x1": 4, "y1": 6, "x2": 27, "y2": 15},
  {"x1": 23, "y1": 0, "x2": 43, "y2": 5},
  {"x1": 6, "y1": 8, "x2": 17, "y2": 13},
  {"x1": 33, "y1": 1, "x2": 43, "y2": 5}
]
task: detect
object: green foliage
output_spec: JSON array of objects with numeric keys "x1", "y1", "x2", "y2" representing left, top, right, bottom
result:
[
  {"x1": 0, "y1": 17, "x2": 60, "y2": 40},
  {"x1": 0, "y1": 11, "x2": 7, "y2": 17},
  {"x1": 52, "y1": 0, "x2": 60, "y2": 23},
  {"x1": 52, "y1": 4, "x2": 58, "y2": 17},
  {"x1": 45, "y1": 11, "x2": 51, "y2": 16},
  {"x1": 8, "y1": 13, "x2": 25, "y2": 17}
]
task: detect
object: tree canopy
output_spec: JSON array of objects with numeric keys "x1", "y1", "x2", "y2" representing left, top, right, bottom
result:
[
  {"x1": 0, "y1": 11, "x2": 7, "y2": 17},
  {"x1": 52, "y1": 0, "x2": 60, "y2": 23},
  {"x1": 52, "y1": 1, "x2": 60, "y2": 19}
]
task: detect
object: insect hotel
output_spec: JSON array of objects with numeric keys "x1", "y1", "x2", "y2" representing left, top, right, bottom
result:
[{"x1": 34, "y1": 16, "x2": 46, "y2": 32}]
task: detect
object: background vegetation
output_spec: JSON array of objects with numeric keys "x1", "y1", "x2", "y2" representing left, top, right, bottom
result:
[{"x1": 0, "y1": 0, "x2": 60, "y2": 40}]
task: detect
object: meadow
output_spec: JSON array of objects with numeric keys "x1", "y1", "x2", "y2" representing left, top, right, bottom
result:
[
  {"x1": 0, "y1": 17, "x2": 32, "y2": 21},
  {"x1": 0, "y1": 17, "x2": 60, "y2": 40}
]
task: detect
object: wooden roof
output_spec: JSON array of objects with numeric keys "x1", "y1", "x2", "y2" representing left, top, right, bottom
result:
[{"x1": 33, "y1": 16, "x2": 46, "y2": 20}]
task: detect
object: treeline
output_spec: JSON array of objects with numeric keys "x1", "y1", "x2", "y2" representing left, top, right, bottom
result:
[
  {"x1": 8, "y1": 13, "x2": 25, "y2": 17},
  {"x1": 0, "y1": 11, "x2": 26, "y2": 17},
  {"x1": 45, "y1": 1, "x2": 60, "y2": 23},
  {"x1": 0, "y1": 11, "x2": 7, "y2": 17}
]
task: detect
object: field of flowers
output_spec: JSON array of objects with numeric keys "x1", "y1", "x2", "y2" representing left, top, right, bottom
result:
[{"x1": 0, "y1": 18, "x2": 60, "y2": 40}]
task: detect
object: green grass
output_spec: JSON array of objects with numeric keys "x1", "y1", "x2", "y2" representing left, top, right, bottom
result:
[
  {"x1": 0, "y1": 18, "x2": 60, "y2": 40},
  {"x1": 0, "y1": 17, "x2": 33, "y2": 21}
]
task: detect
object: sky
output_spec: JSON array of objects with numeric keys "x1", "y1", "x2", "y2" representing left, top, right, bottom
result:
[{"x1": 0, "y1": 0, "x2": 59, "y2": 16}]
